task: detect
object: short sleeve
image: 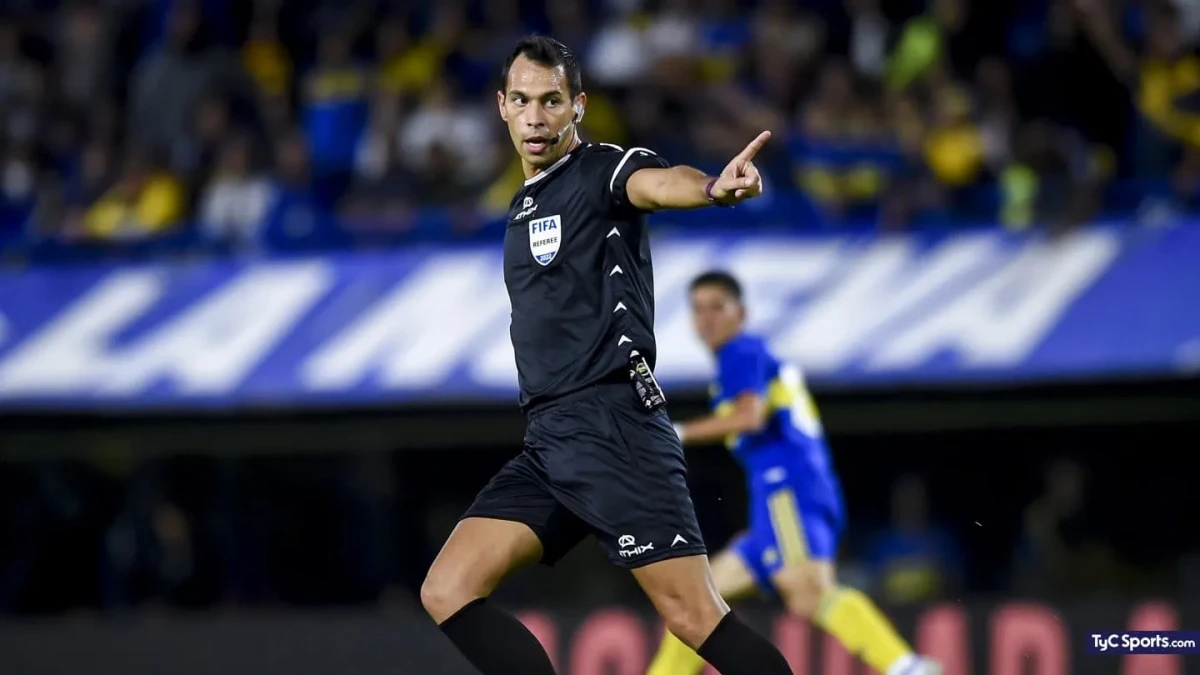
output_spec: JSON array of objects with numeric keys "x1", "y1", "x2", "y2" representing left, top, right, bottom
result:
[
  {"x1": 598, "y1": 145, "x2": 670, "y2": 212},
  {"x1": 717, "y1": 338, "x2": 769, "y2": 399}
]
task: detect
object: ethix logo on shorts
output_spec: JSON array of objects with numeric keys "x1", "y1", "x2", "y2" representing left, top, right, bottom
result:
[{"x1": 617, "y1": 534, "x2": 655, "y2": 558}]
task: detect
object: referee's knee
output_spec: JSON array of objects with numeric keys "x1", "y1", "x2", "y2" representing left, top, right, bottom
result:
[
  {"x1": 421, "y1": 564, "x2": 478, "y2": 624},
  {"x1": 657, "y1": 591, "x2": 730, "y2": 648}
]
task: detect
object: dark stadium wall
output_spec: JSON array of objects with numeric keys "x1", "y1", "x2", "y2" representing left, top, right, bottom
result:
[
  {"x1": 0, "y1": 600, "x2": 1191, "y2": 675},
  {"x1": 3, "y1": 376, "x2": 1197, "y2": 458},
  {"x1": 1, "y1": 379, "x2": 1197, "y2": 594}
]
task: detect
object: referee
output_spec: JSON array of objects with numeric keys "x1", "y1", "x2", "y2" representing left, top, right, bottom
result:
[{"x1": 421, "y1": 36, "x2": 789, "y2": 675}]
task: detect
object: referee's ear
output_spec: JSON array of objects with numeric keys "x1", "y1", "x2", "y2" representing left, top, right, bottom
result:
[
  {"x1": 496, "y1": 90, "x2": 508, "y2": 121},
  {"x1": 572, "y1": 94, "x2": 586, "y2": 123}
]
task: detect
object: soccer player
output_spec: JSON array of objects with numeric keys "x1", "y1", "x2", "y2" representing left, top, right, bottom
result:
[
  {"x1": 647, "y1": 271, "x2": 942, "y2": 675},
  {"x1": 420, "y1": 37, "x2": 795, "y2": 675}
]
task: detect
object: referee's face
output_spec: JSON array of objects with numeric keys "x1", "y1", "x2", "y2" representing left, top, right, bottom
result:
[
  {"x1": 498, "y1": 55, "x2": 584, "y2": 174},
  {"x1": 690, "y1": 284, "x2": 744, "y2": 352}
]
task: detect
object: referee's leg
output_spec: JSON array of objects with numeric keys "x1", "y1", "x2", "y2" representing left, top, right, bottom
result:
[
  {"x1": 552, "y1": 389, "x2": 793, "y2": 675},
  {"x1": 421, "y1": 517, "x2": 542, "y2": 624},
  {"x1": 423, "y1": 452, "x2": 582, "y2": 675},
  {"x1": 633, "y1": 555, "x2": 793, "y2": 675}
]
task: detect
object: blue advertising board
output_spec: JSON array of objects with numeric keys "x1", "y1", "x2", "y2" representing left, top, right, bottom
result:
[{"x1": 0, "y1": 225, "x2": 1196, "y2": 409}]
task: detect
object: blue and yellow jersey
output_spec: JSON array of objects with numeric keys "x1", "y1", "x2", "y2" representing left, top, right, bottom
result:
[
  {"x1": 1139, "y1": 55, "x2": 1200, "y2": 147},
  {"x1": 302, "y1": 65, "x2": 370, "y2": 171},
  {"x1": 711, "y1": 333, "x2": 841, "y2": 508}
]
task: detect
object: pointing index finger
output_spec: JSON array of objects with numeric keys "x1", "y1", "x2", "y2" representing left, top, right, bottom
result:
[{"x1": 736, "y1": 130, "x2": 772, "y2": 163}]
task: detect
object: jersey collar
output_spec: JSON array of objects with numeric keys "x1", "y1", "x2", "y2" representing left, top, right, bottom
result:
[{"x1": 523, "y1": 144, "x2": 581, "y2": 187}]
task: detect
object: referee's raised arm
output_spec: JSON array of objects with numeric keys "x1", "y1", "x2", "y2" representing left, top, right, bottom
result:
[{"x1": 623, "y1": 130, "x2": 773, "y2": 211}]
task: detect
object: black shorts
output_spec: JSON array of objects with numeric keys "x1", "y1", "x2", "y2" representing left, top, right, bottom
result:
[{"x1": 463, "y1": 382, "x2": 708, "y2": 568}]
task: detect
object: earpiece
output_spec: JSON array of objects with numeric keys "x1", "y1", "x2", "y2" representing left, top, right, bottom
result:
[{"x1": 549, "y1": 103, "x2": 586, "y2": 147}]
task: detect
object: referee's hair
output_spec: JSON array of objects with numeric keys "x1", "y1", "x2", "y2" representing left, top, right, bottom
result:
[
  {"x1": 690, "y1": 270, "x2": 743, "y2": 302},
  {"x1": 501, "y1": 35, "x2": 583, "y2": 98}
]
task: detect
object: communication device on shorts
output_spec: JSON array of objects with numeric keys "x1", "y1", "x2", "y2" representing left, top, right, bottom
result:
[{"x1": 628, "y1": 351, "x2": 667, "y2": 411}]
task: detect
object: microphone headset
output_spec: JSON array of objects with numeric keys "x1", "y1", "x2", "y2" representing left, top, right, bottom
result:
[{"x1": 547, "y1": 103, "x2": 585, "y2": 146}]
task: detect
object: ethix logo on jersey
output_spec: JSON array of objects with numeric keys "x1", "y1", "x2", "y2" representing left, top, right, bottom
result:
[
  {"x1": 515, "y1": 196, "x2": 539, "y2": 220},
  {"x1": 529, "y1": 215, "x2": 562, "y2": 265}
]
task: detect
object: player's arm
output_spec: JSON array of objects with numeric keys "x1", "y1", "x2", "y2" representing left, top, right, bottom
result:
[
  {"x1": 624, "y1": 131, "x2": 772, "y2": 211},
  {"x1": 675, "y1": 339, "x2": 771, "y2": 445},
  {"x1": 673, "y1": 391, "x2": 768, "y2": 445}
]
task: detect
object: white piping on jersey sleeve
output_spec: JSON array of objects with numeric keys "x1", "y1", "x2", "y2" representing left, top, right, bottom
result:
[{"x1": 608, "y1": 146, "x2": 658, "y2": 194}]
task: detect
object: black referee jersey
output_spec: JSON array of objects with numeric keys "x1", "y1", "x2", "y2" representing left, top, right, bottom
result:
[
  {"x1": 471, "y1": 141, "x2": 707, "y2": 567},
  {"x1": 503, "y1": 141, "x2": 670, "y2": 410}
]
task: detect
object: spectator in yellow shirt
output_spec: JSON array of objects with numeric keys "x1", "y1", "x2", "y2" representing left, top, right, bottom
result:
[
  {"x1": 1076, "y1": 0, "x2": 1200, "y2": 173},
  {"x1": 375, "y1": 10, "x2": 460, "y2": 97},
  {"x1": 83, "y1": 150, "x2": 185, "y2": 241},
  {"x1": 923, "y1": 85, "x2": 985, "y2": 188},
  {"x1": 242, "y1": 13, "x2": 291, "y2": 99},
  {"x1": 885, "y1": 0, "x2": 965, "y2": 91}
]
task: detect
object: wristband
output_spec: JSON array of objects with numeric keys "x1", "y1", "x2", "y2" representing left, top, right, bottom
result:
[{"x1": 705, "y1": 178, "x2": 732, "y2": 207}]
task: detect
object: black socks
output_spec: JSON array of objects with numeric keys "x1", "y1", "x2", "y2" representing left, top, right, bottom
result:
[
  {"x1": 438, "y1": 598, "x2": 558, "y2": 675},
  {"x1": 697, "y1": 611, "x2": 794, "y2": 674},
  {"x1": 440, "y1": 599, "x2": 791, "y2": 675}
]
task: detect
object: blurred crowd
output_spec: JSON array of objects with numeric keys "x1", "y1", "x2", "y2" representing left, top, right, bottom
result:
[
  {"x1": 0, "y1": 450, "x2": 1179, "y2": 614},
  {"x1": 0, "y1": 0, "x2": 1199, "y2": 260}
]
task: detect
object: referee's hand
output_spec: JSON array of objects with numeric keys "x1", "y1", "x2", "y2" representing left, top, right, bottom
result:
[{"x1": 709, "y1": 131, "x2": 772, "y2": 205}]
